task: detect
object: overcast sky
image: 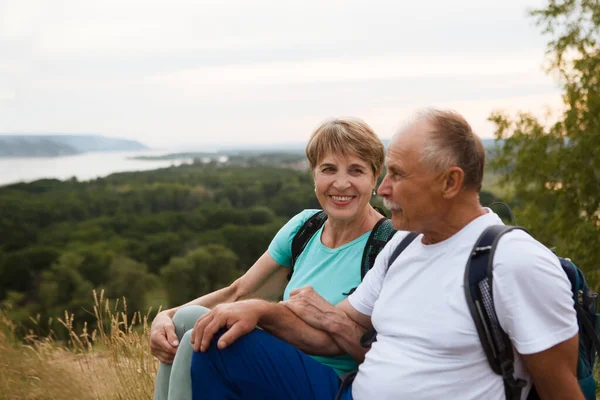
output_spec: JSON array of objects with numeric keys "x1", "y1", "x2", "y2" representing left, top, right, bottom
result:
[{"x1": 0, "y1": 0, "x2": 563, "y2": 149}]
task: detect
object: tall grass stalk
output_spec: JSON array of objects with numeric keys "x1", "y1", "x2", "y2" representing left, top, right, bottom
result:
[{"x1": 0, "y1": 290, "x2": 158, "y2": 400}]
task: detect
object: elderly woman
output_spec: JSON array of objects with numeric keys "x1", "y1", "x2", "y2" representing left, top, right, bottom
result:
[{"x1": 151, "y1": 117, "x2": 394, "y2": 400}]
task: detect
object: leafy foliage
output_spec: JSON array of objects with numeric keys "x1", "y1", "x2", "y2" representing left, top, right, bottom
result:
[
  {"x1": 489, "y1": 0, "x2": 600, "y2": 288},
  {"x1": 0, "y1": 163, "x2": 317, "y2": 334}
]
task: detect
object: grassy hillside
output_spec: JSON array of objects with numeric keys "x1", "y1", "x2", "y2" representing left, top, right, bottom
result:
[{"x1": 0, "y1": 291, "x2": 156, "y2": 400}]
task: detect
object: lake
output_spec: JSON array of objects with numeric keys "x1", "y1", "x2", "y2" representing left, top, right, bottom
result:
[{"x1": 0, "y1": 150, "x2": 193, "y2": 187}]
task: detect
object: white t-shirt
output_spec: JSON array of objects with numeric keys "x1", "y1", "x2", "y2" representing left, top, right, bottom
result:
[{"x1": 348, "y1": 210, "x2": 578, "y2": 400}]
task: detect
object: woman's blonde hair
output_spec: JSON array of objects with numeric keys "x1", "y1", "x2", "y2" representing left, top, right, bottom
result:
[{"x1": 305, "y1": 117, "x2": 385, "y2": 175}]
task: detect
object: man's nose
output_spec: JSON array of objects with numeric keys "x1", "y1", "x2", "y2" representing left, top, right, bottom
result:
[{"x1": 378, "y1": 175, "x2": 391, "y2": 197}]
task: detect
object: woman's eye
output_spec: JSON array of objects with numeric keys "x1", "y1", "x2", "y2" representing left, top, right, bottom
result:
[{"x1": 349, "y1": 169, "x2": 364, "y2": 175}]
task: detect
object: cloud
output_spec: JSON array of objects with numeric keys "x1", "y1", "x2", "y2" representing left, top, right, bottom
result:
[{"x1": 0, "y1": 0, "x2": 561, "y2": 147}]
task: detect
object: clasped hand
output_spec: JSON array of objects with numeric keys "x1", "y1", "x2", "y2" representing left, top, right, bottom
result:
[
  {"x1": 190, "y1": 287, "x2": 338, "y2": 353},
  {"x1": 281, "y1": 286, "x2": 339, "y2": 332}
]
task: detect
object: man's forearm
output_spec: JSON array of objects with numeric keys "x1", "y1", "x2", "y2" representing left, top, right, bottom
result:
[
  {"x1": 257, "y1": 301, "x2": 344, "y2": 357},
  {"x1": 321, "y1": 309, "x2": 369, "y2": 362}
]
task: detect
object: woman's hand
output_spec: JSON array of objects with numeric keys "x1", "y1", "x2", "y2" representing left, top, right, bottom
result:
[
  {"x1": 150, "y1": 311, "x2": 179, "y2": 364},
  {"x1": 190, "y1": 300, "x2": 266, "y2": 352},
  {"x1": 281, "y1": 286, "x2": 340, "y2": 332}
]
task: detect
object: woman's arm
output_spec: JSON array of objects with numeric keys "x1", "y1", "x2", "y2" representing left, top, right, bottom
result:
[
  {"x1": 151, "y1": 250, "x2": 288, "y2": 363},
  {"x1": 162, "y1": 250, "x2": 287, "y2": 318}
]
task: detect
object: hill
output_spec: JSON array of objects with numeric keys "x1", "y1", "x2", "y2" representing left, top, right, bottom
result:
[{"x1": 0, "y1": 135, "x2": 148, "y2": 157}]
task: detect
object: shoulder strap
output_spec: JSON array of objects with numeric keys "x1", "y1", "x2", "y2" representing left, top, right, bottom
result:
[
  {"x1": 464, "y1": 225, "x2": 528, "y2": 400},
  {"x1": 360, "y1": 218, "x2": 397, "y2": 279},
  {"x1": 342, "y1": 218, "x2": 398, "y2": 297},
  {"x1": 386, "y1": 231, "x2": 419, "y2": 274},
  {"x1": 289, "y1": 210, "x2": 327, "y2": 280},
  {"x1": 359, "y1": 231, "x2": 419, "y2": 348}
]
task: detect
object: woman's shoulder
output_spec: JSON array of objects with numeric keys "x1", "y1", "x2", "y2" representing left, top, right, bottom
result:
[{"x1": 290, "y1": 209, "x2": 323, "y2": 226}]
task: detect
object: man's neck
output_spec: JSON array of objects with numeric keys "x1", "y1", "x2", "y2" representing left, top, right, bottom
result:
[{"x1": 421, "y1": 195, "x2": 487, "y2": 245}]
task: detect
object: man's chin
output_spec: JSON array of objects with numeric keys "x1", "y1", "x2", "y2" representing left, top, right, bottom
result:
[{"x1": 391, "y1": 213, "x2": 407, "y2": 231}]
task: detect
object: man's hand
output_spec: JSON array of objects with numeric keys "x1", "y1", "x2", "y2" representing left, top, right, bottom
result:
[
  {"x1": 190, "y1": 300, "x2": 266, "y2": 352},
  {"x1": 150, "y1": 311, "x2": 179, "y2": 364},
  {"x1": 281, "y1": 286, "x2": 339, "y2": 331},
  {"x1": 284, "y1": 289, "x2": 373, "y2": 362}
]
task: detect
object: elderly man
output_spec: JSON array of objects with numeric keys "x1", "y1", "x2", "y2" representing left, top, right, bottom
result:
[{"x1": 188, "y1": 108, "x2": 581, "y2": 400}]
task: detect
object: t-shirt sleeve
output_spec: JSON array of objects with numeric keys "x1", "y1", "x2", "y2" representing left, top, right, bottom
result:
[
  {"x1": 348, "y1": 232, "x2": 410, "y2": 316},
  {"x1": 267, "y1": 209, "x2": 320, "y2": 268},
  {"x1": 493, "y1": 230, "x2": 578, "y2": 355}
]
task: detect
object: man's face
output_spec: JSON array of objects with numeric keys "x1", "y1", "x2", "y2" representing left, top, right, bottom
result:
[{"x1": 378, "y1": 121, "x2": 447, "y2": 232}]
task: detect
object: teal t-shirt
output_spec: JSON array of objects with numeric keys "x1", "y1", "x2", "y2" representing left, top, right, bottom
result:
[{"x1": 268, "y1": 209, "x2": 370, "y2": 376}]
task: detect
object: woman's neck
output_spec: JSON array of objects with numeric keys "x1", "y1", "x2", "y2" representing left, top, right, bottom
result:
[{"x1": 321, "y1": 206, "x2": 381, "y2": 249}]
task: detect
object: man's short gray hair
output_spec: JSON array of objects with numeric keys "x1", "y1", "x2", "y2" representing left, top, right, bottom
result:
[{"x1": 397, "y1": 107, "x2": 485, "y2": 192}]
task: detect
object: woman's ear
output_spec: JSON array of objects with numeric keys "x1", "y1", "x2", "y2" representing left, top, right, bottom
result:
[{"x1": 373, "y1": 169, "x2": 382, "y2": 184}]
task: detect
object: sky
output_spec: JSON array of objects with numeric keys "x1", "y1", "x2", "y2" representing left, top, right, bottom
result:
[{"x1": 0, "y1": 0, "x2": 564, "y2": 150}]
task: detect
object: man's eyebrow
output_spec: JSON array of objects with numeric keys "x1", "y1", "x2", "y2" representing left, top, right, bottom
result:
[{"x1": 388, "y1": 164, "x2": 406, "y2": 175}]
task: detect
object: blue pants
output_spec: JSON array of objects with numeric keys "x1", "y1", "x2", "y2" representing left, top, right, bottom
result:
[{"x1": 190, "y1": 328, "x2": 353, "y2": 400}]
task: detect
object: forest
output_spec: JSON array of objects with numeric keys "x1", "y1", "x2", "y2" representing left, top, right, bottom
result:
[{"x1": 0, "y1": 155, "x2": 508, "y2": 337}]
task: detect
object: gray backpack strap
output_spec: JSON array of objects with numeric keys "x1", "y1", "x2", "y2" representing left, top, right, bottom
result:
[
  {"x1": 464, "y1": 225, "x2": 529, "y2": 400},
  {"x1": 385, "y1": 232, "x2": 419, "y2": 273}
]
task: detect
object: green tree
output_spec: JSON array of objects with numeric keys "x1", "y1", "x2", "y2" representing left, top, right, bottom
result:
[
  {"x1": 0, "y1": 246, "x2": 61, "y2": 300},
  {"x1": 37, "y1": 252, "x2": 94, "y2": 325},
  {"x1": 160, "y1": 244, "x2": 241, "y2": 306},
  {"x1": 104, "y1": 256, "x2": 159, "y2": 316},
  {"x1": 489, "y1": 0, "x2": 600, "y2": 288},
  {"x1": 247, "y1": 206, "x2": 276, "y2": 225}
]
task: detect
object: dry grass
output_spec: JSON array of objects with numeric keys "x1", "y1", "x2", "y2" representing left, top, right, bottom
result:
[
  {"x1": 0, "y1": 290, "x2": 157, "y2": 400},
  {"x1": 1, "y1": 291, "x2": 599, "y2": 399}
]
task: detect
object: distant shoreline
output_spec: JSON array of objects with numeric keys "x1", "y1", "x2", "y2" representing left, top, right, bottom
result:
[{"x1": 0, "y1": 134, "x2": 147, "y2": 158}]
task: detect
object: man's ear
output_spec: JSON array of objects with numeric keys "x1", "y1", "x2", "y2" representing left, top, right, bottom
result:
[{"x1": 442, "y1": 167, "x2": 464, "y2": 198}]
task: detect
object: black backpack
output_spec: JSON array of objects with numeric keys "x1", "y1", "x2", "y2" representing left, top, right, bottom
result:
[
  {"x1": 288, "y1": 209, "x2": 397, "y2": 296},
  {"x1": 465, "y1": 225, "x2": 600, "y2": 400}
]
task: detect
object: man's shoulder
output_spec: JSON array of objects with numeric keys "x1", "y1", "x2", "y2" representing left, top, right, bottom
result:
[{"x1": 492, "y1": 229, "x2": 563, "y2": 278}]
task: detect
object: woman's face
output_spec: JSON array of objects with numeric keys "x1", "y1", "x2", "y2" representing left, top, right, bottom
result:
[{"x1": 313, "y1": 152, "x2": 377, "y2": 222}]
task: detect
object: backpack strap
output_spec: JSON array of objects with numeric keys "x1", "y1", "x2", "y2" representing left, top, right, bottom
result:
[
  {"x1": 464, "y1": 225, "x2": 528, "y2": 400},
  {"x1": 360, "y1": 231, "x2": 419, "y2": 348},
  {"x1": 289, "y1": 210, "x2": 327, "y2": 280},
  {"x1": 342, "y1": 218, "x2": 397, "y2": 296},
  {"x1": 385, "y1": 231, "x2": 419, "y2": 273},
  {"x1": 361, "y1": 218, "x2": 398, "y2": 279}
]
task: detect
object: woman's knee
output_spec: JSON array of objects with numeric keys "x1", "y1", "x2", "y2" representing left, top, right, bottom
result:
[{"x1": 172, "y1": 305, "x2": 211, "y2": 338}]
